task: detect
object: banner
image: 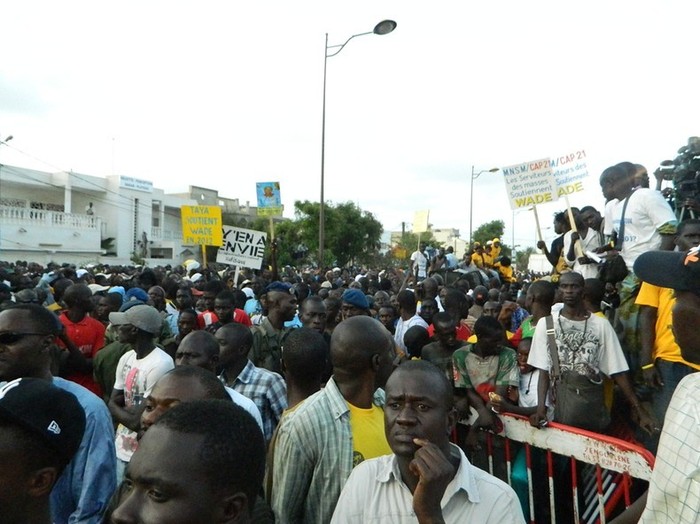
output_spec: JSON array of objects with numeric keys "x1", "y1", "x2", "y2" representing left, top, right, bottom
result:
[
  {"x1": 413, "y1": 210, "x2": 430, "y2": 233},
  {"x1": 502, "y1": 158, "x2": 559, "y2": 210},
  {"x1": 551, "y1": 149, "x2": 589, "y2": 196},
  {"x1": 180, "y1": 205, "x2": 223, "y2": 245},
  {"x1": 216, "y1": 226, "x2": 267, "y2": 269},
  {"x1": 256, "y1": 182, "x2": 283, "y2": 217}
]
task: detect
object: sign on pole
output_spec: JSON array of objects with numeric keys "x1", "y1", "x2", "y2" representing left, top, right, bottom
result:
[
  {"x1": 413, "y1": 210, "x2": 430, "y2": 233},
  {"x1": 256, "y1": 182, "x2": 283, "y2": 217},
  {"x1": 216, "y1": 226, "x2": 267, "y2": 269},
  {"x1": 181, "y1": 206, "x2": 223, "y2": 245},
  {"x1": 502, "y1": 158, "x2": 559, "y2": 210}
]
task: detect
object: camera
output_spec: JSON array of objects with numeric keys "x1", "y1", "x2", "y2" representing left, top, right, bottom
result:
[{"x1": 657, "y1": 136, "x2": 700, "y2": 215}]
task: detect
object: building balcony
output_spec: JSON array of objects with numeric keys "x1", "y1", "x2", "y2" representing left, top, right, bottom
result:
[
  {"x1": 0, "y1": 205, "x2": 103, "y2": 258},
  {"x1": 150, "y1": 226, "x2": 179, "y2": 242}
]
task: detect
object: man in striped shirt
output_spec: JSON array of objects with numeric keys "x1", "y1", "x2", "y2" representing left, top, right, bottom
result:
[{"x1": 271, "y1": 316, "x2": 396, "y2": 523}]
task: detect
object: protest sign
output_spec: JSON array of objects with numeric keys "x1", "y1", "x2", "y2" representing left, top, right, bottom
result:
[
  {"x1": 181, "y1": 206, "x2": 223, "y2": 245},
  {"x1": 256, "y1": 182, "x2": 283, "y2": 217},
  {"x1": 502, "y1": 158, "x2": 559, "y2": 210},
  {"x1": 413, "y1": 210, "x2": 430, "y2": 233},
  {"x1": 551, "y1": 149, "x2": 589, "y2": 196},
  {"x1": 216, "y1": 226, "x2": 267, "y2": 269}
]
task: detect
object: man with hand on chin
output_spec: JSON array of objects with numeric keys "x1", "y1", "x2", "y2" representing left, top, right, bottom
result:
[{"x1": 331, "y1": 360, "x2": 523, "y2": 523}]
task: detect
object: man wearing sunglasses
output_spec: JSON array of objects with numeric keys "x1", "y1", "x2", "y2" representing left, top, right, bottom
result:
[{"x1": 0, "y1": 303, "x2": 116, "y2": 524}]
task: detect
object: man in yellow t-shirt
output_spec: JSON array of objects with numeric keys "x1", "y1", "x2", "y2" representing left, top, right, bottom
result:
[
  {"x1": 470, "y1": 242, "x2": 486, "y2": 268},
  {"x1": 348, "y1": 402, "x2": 392, "y2": 466},
  {"x1": 491, "y1": 238, "x2": 502, "y2": 260},
  {"x1": 636, "y1": 219, "x2": 700, "y2": 425},
  {"x1": 483, "y1": 242, "x2": 495, "y2": 268}
]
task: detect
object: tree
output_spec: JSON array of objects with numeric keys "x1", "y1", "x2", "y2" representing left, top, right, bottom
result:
[
  {"x1": 472, "y1": 220, "x2": 505, "y2": 247},
  {"x1": 293, "y1": 200, "x2": 383, "y2": 267},
  {"x1": 392, "y1": 231, "x2": 438, "y2": 260}
]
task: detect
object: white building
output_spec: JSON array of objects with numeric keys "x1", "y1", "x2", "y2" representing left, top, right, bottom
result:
[{"x1": 0, "y1": 164, "x2": 256, "y2": 266}]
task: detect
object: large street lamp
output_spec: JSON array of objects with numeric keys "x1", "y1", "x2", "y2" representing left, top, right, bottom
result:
[
  {"x1": 468, "y1": 165, "x2": 499, "y2": 245},
  {"x1": 319, "y1": 19, "x2": 397, "y2": 266}
]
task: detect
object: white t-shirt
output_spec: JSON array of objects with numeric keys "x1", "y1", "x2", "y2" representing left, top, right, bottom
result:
[
  {"x1": 114, "y1": 347, "x2": 174, "y2": 462},
  {"x1": 410, "y1": 250, "x2": 428, "y2": 278},
  {"x1": 225, "y1": 386, "x2": 264, "y2": 434},
  {"x1": 609, "y1": 188, "x2": 676, "y2": 270},
  {"x1": 603, "y1": 199, "x2": 618, "y2": 237},
  {"x1": 527, "y1": 313, "x2": 628, "y2": 379},
  {"x1": 562, "y1": 228, "x2": 603, "y2": 280},
  {"x1": 518, "y1": 370, "x2": 540, "y2": 409},
  {"x1": 393, "y1": 314, "x2": 429, "y2": 352}
]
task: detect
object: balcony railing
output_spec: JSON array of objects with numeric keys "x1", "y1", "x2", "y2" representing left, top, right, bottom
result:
[
  {"x1": 151, "y1": 226, "x2": 178, "y2": 241},
  {"x1": 0, "y1": 206, "x2": 101, "y2": 229}
]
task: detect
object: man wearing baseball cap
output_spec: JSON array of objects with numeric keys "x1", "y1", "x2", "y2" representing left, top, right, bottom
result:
[
  {"x1": 108, "y1": 304, "x2": 174, "y2": 482},
  {"x1": 0, "y1": 377, "x2": 86, "y2": 524},
  {"x1": 0, "y1": 304, "x2": 116, "y2": 523},
  {"x1": 613, "y1": 246, "x2": 700, "y2": 522}
]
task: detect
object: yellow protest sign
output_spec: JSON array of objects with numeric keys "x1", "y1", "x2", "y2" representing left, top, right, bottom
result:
[{"x1": 181, "y1": 206, "x2": 223, "y2": 245}]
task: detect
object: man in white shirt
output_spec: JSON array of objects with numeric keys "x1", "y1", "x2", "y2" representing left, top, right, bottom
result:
[
  {"x1": 411, "y1": 243, "x2": 428, "y2": 281},
  {"x1": 600, "y1": 164, "x2": 677, "y2": 368},
  {"x1": 108, "y1": 305, "x2": 174, "y2": 482},
  {"x1": 331, "y1": 360, "x2": 524, "y2": 523},
  {"x1": 394, "y1": 290, "x2": 429, "y2": 353}
]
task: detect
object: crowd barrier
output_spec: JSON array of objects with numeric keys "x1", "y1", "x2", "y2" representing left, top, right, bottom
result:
[{"x1": 459, "y1": 414, "x2": 655, "y2": 524}]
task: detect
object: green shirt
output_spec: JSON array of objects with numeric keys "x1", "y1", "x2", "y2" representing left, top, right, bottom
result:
[{"x1": 452, "y1": 344, "x2": 519, "y2": 402}]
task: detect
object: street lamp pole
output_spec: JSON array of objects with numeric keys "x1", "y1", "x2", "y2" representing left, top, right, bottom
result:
[
  {"x1": 319, "y1": 20, "x2": 396, "y2": 267},
  {"x1": 468, "y1": 165, "x2": 499, "y2": 246}
]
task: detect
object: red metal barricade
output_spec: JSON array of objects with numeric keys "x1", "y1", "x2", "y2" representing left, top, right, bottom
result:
[{"x1": 460, "y1": 414, "x2": 655, "y2": 524}]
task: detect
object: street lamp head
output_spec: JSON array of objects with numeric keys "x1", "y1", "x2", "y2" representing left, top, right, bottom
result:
[
  {"x1": 373, "y1": 20, "x2": 397, "y2": 35},
  {"x1": 488, "y1": 167, "x2": 499, "y2": 173}
]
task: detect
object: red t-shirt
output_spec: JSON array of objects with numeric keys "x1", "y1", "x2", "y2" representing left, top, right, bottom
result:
[
  {"x1": 427, "y1": 322, "x2": 472, "y2": 341},
  {"x1": 58, "y1": 312, "x2": 106, "y2": 396},
  {"x1": 197, "y1": 309, "x2": 252, "y2": 329}
]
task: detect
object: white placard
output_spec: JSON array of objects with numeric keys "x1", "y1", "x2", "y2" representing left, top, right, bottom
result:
[
  {"x1": 502, "y1": 158, "x2": 559, "y2": 210},
  {"x1": 216, "y1": 226, "x2": 267, "y2": 269}
]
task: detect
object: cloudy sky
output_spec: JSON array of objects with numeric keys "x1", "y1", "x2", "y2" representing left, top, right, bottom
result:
[{"x1": 1, "y1": 1, "x2": 698, "y2": 251}]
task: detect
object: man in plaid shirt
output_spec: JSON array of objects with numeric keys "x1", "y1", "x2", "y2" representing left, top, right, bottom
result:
[{"x1": 216, "y1": 323, "x2": 286, "y2": 443}]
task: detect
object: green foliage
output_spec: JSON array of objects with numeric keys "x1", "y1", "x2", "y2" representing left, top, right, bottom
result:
[
  {"x1": 472, "y1": 220, "x2": 505, "y2": 246},
  {"x1": 294, "y1": 200, "x2": 383, "y2": 267},
  {"x1": 393, "y1": 231, "x2": 438, "y2": 256}
]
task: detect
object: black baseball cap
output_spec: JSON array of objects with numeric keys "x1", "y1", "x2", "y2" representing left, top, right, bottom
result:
[
  {"x1": 634, "y1": 246, "x2": 700, "y2": 293},
  {"x1": 0, "y1": 378, "x2": 86, "y2": 466}
]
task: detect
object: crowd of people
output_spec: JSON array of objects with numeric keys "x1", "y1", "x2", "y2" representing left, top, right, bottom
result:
[{"x1": 1, "y1": 160, "x2": 698, "y2": 523}]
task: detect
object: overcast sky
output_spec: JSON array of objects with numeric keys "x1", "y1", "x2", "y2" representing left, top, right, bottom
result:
[{"x1": 1, "y1": 1, "x2": 698, "y2": 251}]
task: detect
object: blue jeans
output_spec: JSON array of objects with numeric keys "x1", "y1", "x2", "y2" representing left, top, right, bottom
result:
[{"x1": 653, "y1": 359, "x2": 697, "y2": 424}]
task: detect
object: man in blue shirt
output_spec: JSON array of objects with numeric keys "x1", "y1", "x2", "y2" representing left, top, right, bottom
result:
[{"x1": 0, "y1": 304, "x2": 116, "y2": 524}]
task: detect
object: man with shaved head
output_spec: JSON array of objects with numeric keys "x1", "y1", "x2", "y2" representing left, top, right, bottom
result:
[
  {"x1": 175, "y1": 330, "x2": 263, "y2": 432},
  {"x1": 271, "y1": 316, "x2": 396, "y2": 524}
]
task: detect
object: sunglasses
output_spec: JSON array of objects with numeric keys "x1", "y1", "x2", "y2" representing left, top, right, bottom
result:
[{"x1": 0, "y1": 332, "x2": 50, "y2": 345}]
